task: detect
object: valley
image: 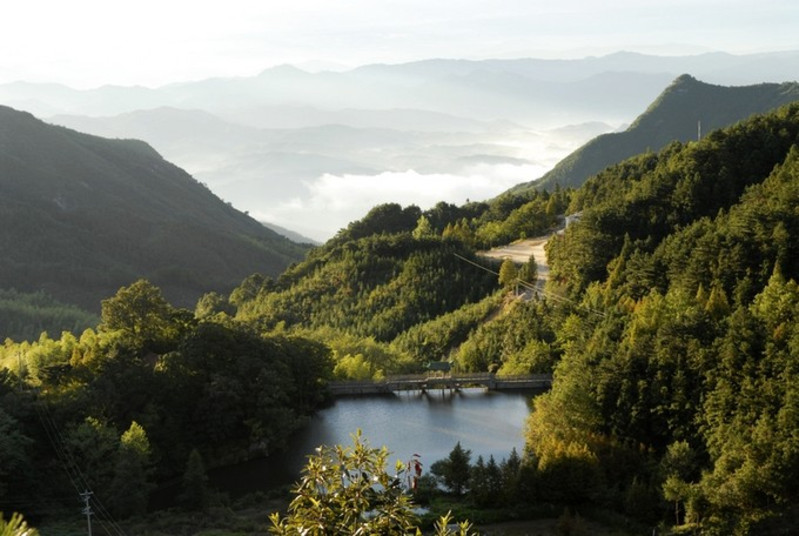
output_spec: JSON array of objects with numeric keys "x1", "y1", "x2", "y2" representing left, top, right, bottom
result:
[
  {"x1": 5, "y1": 51, "x2": 794, "y2": 241},
  {"x1": 1, "y1": 48, "x2": 799, "y2": 536}
]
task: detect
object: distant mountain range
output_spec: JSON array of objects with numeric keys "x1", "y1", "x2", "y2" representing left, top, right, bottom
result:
[
  {"x1": 3, "y1": 51, "x2": 798, "y2": 121},
  {"x1": 46, "y1": 107, "x2": 574, "y2": 235},
  {"x1": 3, "y1": 50, "x2": 798, "y2": 240},
  {"x1": 510, "y1": 75, "x2": 799, "y2": 193},
  {"x1": 0, "y1": 106, "x2": 309, "y2": 311}
]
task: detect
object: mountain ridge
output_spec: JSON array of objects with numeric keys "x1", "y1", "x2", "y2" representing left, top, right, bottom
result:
[
  {"x1": 509, "y1": 74, "x2": 799, "y2": 193},
  {"x1": 0, "y1": 105, "x2": 308, "y2": 311},
  {"x1": 4, "y1": 51, "x2": 798, "y2": 121}
]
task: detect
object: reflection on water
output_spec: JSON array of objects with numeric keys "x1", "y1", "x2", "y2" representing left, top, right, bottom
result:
[{"x1": 211, "y1": 388, "x2": 537, "y2": 496}]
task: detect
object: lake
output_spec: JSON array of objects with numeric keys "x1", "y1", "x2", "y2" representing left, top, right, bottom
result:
[{"x1": 211, "y1": 388, "x2": 537, "y2": 495}]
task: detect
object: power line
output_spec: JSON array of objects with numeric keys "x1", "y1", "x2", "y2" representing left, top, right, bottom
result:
[
  {"x1": 453, "y1": 252, "x2": 605, "y2": 317},
  {"x1": 452, "y1": 252, "x2": 499, "y2": 276},
  {"x1": 34, "y1": 396, "x2": 128, "y2": 536}
]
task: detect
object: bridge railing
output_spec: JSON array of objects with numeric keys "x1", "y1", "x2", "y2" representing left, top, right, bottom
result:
[{"x1": 328, "y1": 373, "x2": 552, "y2": 393}]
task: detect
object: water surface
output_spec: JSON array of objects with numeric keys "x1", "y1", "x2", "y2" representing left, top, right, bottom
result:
[{"x1": 213, "y1": 388, "x2": 536, "y2": 494}]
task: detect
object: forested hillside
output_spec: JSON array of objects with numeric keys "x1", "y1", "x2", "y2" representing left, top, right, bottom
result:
[
  {"x1": 527, "y1": 102, "x2": 799, "y2": 533},
  {"x1": 4, "y1": 101, "x2": 799, "y2": 534},
  {"x1": 233, "y1": 193, "x2": 566, "y2": 377},
  {"x1": 0, "y1": 105, "x2": 308, "y2": 321},
  {"x1": 0, "y1": 279, "x2": 333, "y2": 520},
  {"x1": 0, "y1": 188, "x2": 565, "y2": 523},
  {"x1": 510, "y1": 75, "x2": 799, "y2": 193}
]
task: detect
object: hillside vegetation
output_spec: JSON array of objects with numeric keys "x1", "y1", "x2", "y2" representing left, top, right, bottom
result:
[
  {"x1": 230, "y1": 191, "x2": 567, "y2": 374},
  {"x1": 0, "y1": 190, "x2": 566, "y2": 526},
  {"x1": 529, "y1": 102, "x2": 799, "y2": 533},
  {"x1": 510, "y1": 75, "x2": 799, "y2": 192},
  {"x1": 3, "y1": 101, "x2": 799, "y2": 534},
  {"x1": 0, "y1": 106, "x2": 308, "y2": 321}
]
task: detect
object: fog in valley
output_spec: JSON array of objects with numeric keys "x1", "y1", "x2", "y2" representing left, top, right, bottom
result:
[
  {"x1": 3, "y1": 2, "x2": 798, "y2": 241},
  {"x1": 0, "y1": 51, "x2": 784, "y2": 241}
]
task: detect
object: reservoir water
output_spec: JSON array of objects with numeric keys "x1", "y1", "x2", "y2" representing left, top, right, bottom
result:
[{"x1": 212, "y1": 388, "x2": 537, "y2": 494}]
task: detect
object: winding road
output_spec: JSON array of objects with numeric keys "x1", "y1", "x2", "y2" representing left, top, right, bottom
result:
[
  {"x1": 478, "y1": 214, "x2": 579, "y2": 291},
  {"x1": 478, "y1": 216, "x2": 572, "y2": 289},
  {"x1": 479, "y1": 236, "x2": 550, "y2": 284}
]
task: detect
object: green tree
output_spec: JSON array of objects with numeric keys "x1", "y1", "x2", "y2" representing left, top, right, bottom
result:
[
  {"x1": 545, "y1": 195, "x2": 559, "y2": 220},
  {"x1": 269, "y1": 431, "x2": 479, "y2": 535},
  {"x1": 500, "y1": 448, "x2": 522, "y2": 503},
  {"x1": 412, "y1": 215, "x2": 435, "y2": 239},
  {"x1": 519, "y1": 254, "x2": 538, "y2": 285},
  {"x1": 64, "y1": 417, "x2": 119, "y2": 501},
  {"x1": 469, "y1": 454, "x2": 502, "y2": 507},
  {"x1": 498, "y1": 258, "x2": 518, "y2": 290},
  {"x1": 195, "y1": 291, "x2": 235, "y2": 319},
  {"x1": 108, "y1": 421, "x2": 153, "y2": 518},
  {"x1": 99, "y1": 279, "x2": 174, "y2": 349},
  {"x1": 660, "y1": 440, "x2": 699, "y2": 525},
  {"x1": 469, "y1": 456, "x2": 490, "y2": 507},
  {"x1": 229, "y1": 273, "x2": 273, "y2": 308},
  {"x1": 179, "y1": 449, "x2": 211, "y2": 512},
  {"x1": 485, "y1": 455, "x2": 503, "y2": 504},
  {"x1": 704, "y1": 284, "x2": 730, "y2": 319},
  {"x1": 0, "y1": 408, "x2": 33, "y2": 504},
  {"x1": 431, "y1": 442, "x2": 472, "y2": 496}
]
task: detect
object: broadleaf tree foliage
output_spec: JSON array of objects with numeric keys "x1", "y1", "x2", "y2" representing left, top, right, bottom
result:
[
  {"x1": 269, "y1": 431, "x2": 478, "y2": 536},
  {"x1": 4, "y1": 103, "x2": 799, "y2": 534}
]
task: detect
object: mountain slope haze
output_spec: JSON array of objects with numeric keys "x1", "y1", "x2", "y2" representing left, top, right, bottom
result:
[
  {"x1": 512, "y1": 75, "x2": 799, "y2": 192},
  {"x1": 0, "y1": 106, "x2": 308, "y2": 311}
]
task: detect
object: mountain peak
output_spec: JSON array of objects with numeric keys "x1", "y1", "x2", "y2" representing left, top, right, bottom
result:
[
  {"x1": 258, "y1": 64, "x2": 310, "y2": 77},
  {"x1": 509, "y1": 76, "x2": 799, "y2": 193},
  {"x1": 672, "y1": 73, "x2": 700, "y2": 85}
]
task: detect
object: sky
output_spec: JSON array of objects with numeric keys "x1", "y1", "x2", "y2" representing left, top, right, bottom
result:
[{"x1": 3, "y1": 0, "x2": 797, "y2": 89}]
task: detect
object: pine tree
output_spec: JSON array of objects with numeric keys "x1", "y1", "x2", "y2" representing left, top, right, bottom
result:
[
  {"x1": 498, "y1": 259, "x2": 518, "y2": 290},
  {"x1": 108, "y1": 421, "x2": 153, "y2": 518},
  {"x1": 179, "y1": 449, "x2": 211, "y2": 512},
  {"x1": 431, "y1": 442, "x2": 472, "y2": 496}
]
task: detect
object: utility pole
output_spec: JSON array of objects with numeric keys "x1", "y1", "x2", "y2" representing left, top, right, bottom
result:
[
  {"x1": 698, "y1": 120, "x2": 702, "y2": 141},
  {"x1": 80, "y1": 490, "x2": 93, "y2": 536}
]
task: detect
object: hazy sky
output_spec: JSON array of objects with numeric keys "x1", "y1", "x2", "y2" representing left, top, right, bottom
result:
[{"x1": 3, "y1": 0, "x2": 797, "y2": 88}]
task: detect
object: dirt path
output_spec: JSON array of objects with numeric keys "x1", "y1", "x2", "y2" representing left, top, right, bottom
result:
[
  {"x1": 478, "y1": 229, "x2": 556, "y2": 287},
  {"x1": 479, "y1": 237, "x2": 549, "y2": 281},
  {"x1": 477, "y1": 215, "x2": 579, "y2": 291}
]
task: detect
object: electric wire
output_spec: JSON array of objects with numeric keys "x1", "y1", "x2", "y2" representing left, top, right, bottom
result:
[
  {"x1": 34, "y1": 395, "x2": 128, "y2": 535},
  {"x1": 37, "y1": 400, "x2": 128, "y2": 535},
  {"x1": 453, "y1": 252, "x2": 606, "y2": 317}
]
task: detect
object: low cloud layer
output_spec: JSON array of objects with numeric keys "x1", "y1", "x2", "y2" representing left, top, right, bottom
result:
[{"x1": 254, "y1": 163, "x2": 547, "y2": 241}]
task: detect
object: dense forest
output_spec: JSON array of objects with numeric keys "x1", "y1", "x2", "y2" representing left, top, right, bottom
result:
[
  {"x1": 0, "y1": 181, "x2": 566, "y2": 527},
  {"x1": 0, "y1": 279, "x2": 332, "y2": 521},
  {"x1": 2, "y1": 102, "x2": 799, "y2": 534},
  {"x1": 529, "y1": 102, "x2": 799, "y2": 533}
]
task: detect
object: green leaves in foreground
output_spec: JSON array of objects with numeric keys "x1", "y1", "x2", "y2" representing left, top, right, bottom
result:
[
  {"x1": 270, "y1": 431, "x2": 478, "y2": 536},
  {"x1": 0, "y1": 512, "x2": 38, "y2": 536}
]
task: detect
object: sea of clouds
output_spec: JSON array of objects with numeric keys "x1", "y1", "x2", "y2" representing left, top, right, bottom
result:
[{"x1": 252, "y1": 162, "x2": 549, "y2": 242}]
